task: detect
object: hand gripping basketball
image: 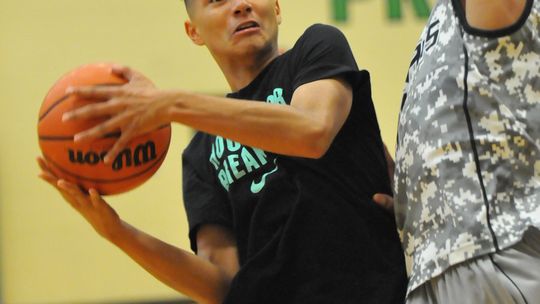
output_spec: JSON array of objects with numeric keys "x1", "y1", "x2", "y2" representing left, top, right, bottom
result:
[
  {"x1": 63, "y1": 65, "x2": 174, "y2": 165},
  {"x1": 37, "y1": 63, "x2": 171, "y2": 195}
]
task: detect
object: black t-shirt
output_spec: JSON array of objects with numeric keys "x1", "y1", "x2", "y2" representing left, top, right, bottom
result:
[{"x1": 182, "y1": 24, "x2": 407, "y2": 304}]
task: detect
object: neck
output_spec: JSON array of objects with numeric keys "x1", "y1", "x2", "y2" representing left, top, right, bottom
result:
[{"x1": 215, "y1": 44, "x2": 280, "y2": 92}]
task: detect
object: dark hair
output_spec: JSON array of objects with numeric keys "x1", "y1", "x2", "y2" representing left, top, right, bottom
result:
[{"x1": 184, "y1": 0, "x2": 194, "y2": 15}]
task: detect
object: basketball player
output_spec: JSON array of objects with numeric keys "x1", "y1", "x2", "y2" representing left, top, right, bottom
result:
[
  {"x1": 373, "y1": 0, "x2": 540, "y2": 303},
  {"x1": 39, "y1": 0, "x2": 407, "y2": 303}
]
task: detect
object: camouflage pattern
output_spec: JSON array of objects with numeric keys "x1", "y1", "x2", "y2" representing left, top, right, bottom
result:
[{"x1": 395, "y1": 0, "x2": 540, "y2": 295}]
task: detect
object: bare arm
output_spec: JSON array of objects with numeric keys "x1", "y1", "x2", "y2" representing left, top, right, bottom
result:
[
  {"x1": 463, "y1": 0, "x2": 528, "y2": 30},
  {"x1": 166, "y1": 77, "x2": 352, "y2": 158},
  {"x1": 38, "y1": 157, "x2": 237, "y2": 304},
  {"x1": 64, "y1": 67, "x2": 352, "y2": 162},
  {"x1": 196, "y1": 224, "x2": 240, "y2": 282},
  {"x1": 111, "y1": 223, "x2": 237, "y2": 304}
]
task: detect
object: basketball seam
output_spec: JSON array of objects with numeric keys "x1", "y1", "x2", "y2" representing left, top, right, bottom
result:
[
  {"x1": 38, "y1": 83, "x2": 123, "y2": 122},
  {"x1": 39, "y1": 132, "x2": 121, "y2": 141},
  {"x1": 44, "y1": 147, "x2": 168, "y2": 184},
  {"x1": 38, "y1": 125, "x2": 170, "y2": 140},
  {"x1": 38, "y1": 95, "x2": 69, "y2": 122}
]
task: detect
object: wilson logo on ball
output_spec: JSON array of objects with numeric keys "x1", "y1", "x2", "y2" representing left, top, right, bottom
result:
[
  {"x1": 37, "y1": 63, "x2": 171, "y2": 195},
  {"x1": 67, "y1": 140, "x2": 158, "y2": 171}
]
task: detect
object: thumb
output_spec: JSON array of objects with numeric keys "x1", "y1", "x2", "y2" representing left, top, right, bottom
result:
[
  {"x1": 373, "y1": 193, "x2": 394, "y2": 213},
  {"x1": 111, "y1": 64, "x2": 131, "y2": 79}
]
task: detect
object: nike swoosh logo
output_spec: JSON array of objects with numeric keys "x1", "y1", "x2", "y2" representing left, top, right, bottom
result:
[{"x1": 250, "y1": 159, "x2": 278, "y2": 194}]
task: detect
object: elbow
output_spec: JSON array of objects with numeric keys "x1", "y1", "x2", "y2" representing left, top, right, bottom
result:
[
  {"x1": 200, "y1": 298, "x2": 225, "y2": 304},
  {"x1": 300, "y1": 125, "x2": 334, "y2": 159},
  {"x1": 303, "y1": 142, "x2": 329, "y2": 159},
  {"x1": 199, "y1": 299, "x2": 221, "y2": 304},
  {"x1": 196, "y1": 275, "x2": 231, "y2": 304}
]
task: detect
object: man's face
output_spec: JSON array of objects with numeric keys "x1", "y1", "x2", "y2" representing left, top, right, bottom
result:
[{"x1": 185, "y1": 0, "x2": 281, "y2": 59}]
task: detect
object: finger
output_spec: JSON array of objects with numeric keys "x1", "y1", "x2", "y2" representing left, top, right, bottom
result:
[
  {"x1": 113, "y1": 66, "x2": 155, "y2": 87},
  {"x1": 89, "y1": 188, "x2": 103, "y2": 208},
  {"x1": 56, "y1": 179, "x2": 83, "y2": 207},
  {"x1": 37, "y1": 156, "x2": 51, "y2": 172},
  {"x1": 373, "y1": 193, "x2": 394, "y2": 212},
  {"x1": 111, "y1": 65, "x2": 133, "y2": 80},
  {"x1": 65, "y1": 85, "x2": 122, "y2": 101},
  {"x1": 58, "y1": 180, "x2": 94, "y2": 209},
  {"x1": 37, "y1": 157, "x2": 61, "y2": 178},
  {"x1": 373, "y1": 193, "x2": 392, "y2": 207},
  {"x1": 73, "y1": 113, "x2": 129, "y2": 143},
  {"x1": 103, "y1": 127, "x2": 135, "y2": 164},
  {"x1": 62, "y1": 99, "x2": 125, "y2": 122},
  {"x1": 57, "y1": 179, "x2": 84, "y2": 197},
  {"x1": 63, "y1": 99, "x2": 127, "y2": 124},
  {"x1": 38, "y1": 172, "x2": 60, "y2": 188},
  {"x1": 37, "y1": 157, "x2": 68, "y2": 189}
]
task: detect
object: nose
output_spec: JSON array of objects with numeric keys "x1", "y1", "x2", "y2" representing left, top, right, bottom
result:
[{"x1": 233, "y1": 0, "x2": 252, "y2": 16}]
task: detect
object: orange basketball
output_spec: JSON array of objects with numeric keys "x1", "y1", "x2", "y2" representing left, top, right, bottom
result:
[{"x1": 37, "y1": 63, "x2": 171, "y2": 195}]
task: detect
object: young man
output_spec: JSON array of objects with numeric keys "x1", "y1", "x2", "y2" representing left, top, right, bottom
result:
[
  {"x1": 39, "y1": 0, "x2": 407, "y2": 303},
  {"x1": 375, "y1": 0, "x2": 540, "y2": 303}
]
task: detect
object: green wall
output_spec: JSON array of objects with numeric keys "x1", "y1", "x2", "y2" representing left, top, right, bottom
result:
[{"x1": 0, "y1": 0, "x2": 431, "y2": 303}]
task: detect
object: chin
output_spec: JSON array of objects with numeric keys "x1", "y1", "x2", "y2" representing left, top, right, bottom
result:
[{"x1": 237, "y1": 40, "x2": 274, "y2": 56}]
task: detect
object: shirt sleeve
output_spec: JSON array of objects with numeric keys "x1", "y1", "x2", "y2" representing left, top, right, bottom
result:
[
  {"x1": 289, "y1": 23, "x2": 369, "y2": 91},
  {"x1": 182, "y1": 143, "x2": 233, "y2": 253}
]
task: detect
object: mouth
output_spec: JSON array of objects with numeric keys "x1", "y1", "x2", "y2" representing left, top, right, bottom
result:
[{"x1": 234, "y1": 21, "x2": 260, "y2": 34}]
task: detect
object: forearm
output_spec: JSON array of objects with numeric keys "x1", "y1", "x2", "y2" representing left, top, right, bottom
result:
[
  {"x1": 109, "y1": 221, "x2": 232, "y2": 304},
  {"x1": 166, "y1": 90, "x2": 337, "y2": 158},
  {"x1": 65, "y1": 76, "x2": 351, "y2": 160},
  {"x1": 465, "y1": 0, "x2": 527, "y2": 30}
]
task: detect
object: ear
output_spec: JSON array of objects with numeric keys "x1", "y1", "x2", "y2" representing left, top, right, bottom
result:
[
  {"x1": 184, "y1": 20, "x2": 205, "y2": 46},
  {"x1": 275, "y1": 0, "x2": 282, "y2": 25}
]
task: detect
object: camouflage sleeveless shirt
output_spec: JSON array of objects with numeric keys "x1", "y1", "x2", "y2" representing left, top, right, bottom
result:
[{"x1": 395, "y1": 0, "x2": 540, "y2": 295}]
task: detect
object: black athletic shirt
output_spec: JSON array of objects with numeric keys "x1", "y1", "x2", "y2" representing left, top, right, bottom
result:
[{"x1": 182, "y1": 24, "x2": 407, "y2": 304}]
